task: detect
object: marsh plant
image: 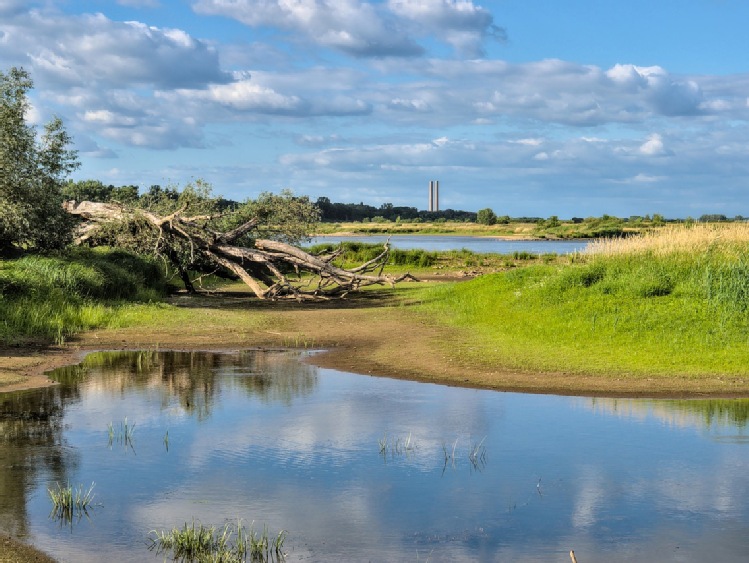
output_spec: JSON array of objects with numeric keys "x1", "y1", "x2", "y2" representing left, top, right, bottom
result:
[
  {"x1": 468, "y1": 437, "x2": 488, "y2": 471},
  {"x1": 107, "y1": 417, "x2": 135, "y2": 449},
  {"x1": 442, "y1": 437, "x2": 488, "y2": 473},
  {"x1": 48, "y1": 481, "x2": 96, "y2": 524},
  {"x1": 148, "y1": 519, "x2": 286, "y2": 562},
  {"x1": 378, "y1": 432, "x2": 417, "y2": 460}
]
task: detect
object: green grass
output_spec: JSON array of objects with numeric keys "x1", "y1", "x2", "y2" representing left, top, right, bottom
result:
[
  {"x1": 0, "y1": 248, "x2": 167, "y2": 344},
  {"x1": 48, "y1": 482, "x2": 96, "y2": 522},
  {"x1": 415, "y1": 230, "x2": 749, "y2": 377},
  {"x1": 148, "y1": 519, "x2": 286, "y2": 562}
]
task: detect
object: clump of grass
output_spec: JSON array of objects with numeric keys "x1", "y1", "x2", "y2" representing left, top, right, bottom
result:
[
  {"x1": 107, "y1": 417, "x2": 135, "y2": 449},
  {"x1": 440, "y1": 437, "x2": 487, "y2": 473},
  {"x1": 378, "y1": 432, "x2": 417, "y2": 460},
  {"x1": 468, "y1": 437, "x2": 487, "y2": 470},
  {"x1": 48, "y1": 481, "x2": 96, "y2": 523},
  {"x1": 148, "y1": 519, "x2": 286, "y2": 562}
]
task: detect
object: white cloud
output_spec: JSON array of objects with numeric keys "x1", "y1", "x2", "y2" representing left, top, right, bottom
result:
[
  {"x1": 639, "y1": 133, "x2": 670, "y2": 156},
  {"x1": 193, "y1": 0, "x2": 424, "y2": 57},
  {"x1": 386, "y1": 0, "x2": 506, "y2": 57},
  {"x1": 4, "y1": 10, "x2": 229, "y2": 89}
]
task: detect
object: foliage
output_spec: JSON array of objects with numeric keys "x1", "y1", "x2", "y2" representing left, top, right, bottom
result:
[
  {"x1": 476, "y1": 208, "x2": 497, "y2": 225},
  {"x1": 77, "y1": 183, "x2": 321, "y2": 288},
  {"x1": 0, "y1": 67, "x2": 79, "y2": 255},
  {"x1": 63, "y1": 179, "x2": 140, "y2": 205},
  {"x1": 0, "y1": 248, "x2": 166, "y2": 344},
  {"x1": 315, "y1": 196, "x2": 478, "y2": 223},
  {"x1": 307, "y1": 241, "x2": 437, "y2": 268}
]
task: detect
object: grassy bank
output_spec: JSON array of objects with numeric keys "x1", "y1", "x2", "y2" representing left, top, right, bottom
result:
[
  {"x1": 415, "y1": 224, "x2": 749, "y2": 380},
  {"x1": 0, "y1": 248, "x2": 167, "y2": 345},
  {"x1": 314, "y1": 217, "x2": 659, "y2": 238}
]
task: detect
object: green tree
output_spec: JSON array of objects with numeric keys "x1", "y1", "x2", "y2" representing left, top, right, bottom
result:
[
  {"x1": 0, "y1": 67, "x2": 79, "y2": 255},
  {"x1": 476, "y1": 208, "x2": 497, "y2": 225}
]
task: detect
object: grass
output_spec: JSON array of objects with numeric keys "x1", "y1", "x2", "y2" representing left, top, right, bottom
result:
[
  {"x1": 0, "y1": 247, "x2": 167, "y2": 345},
  {"x1": 48, "y1": 482, "x2": 96, "y2": 523},
  {"x1": 378, "y1": 432, "x2": 417, "y2": 459},
  {"x1": 415, "y1": 223, "x2": 749, "y2": 379},
  {"x1": 108, "y1": 417, "x2": 136, "y2": 448},
  {"x1": 148, "y1": 520, "x2": 286, "y2": 562}
]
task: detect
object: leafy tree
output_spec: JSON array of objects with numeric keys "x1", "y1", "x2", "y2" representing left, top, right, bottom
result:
[
  {"x1": 476, "y1": 208, "x2": 497, "y2": 225},
  {"x1": 0, "y1": 67, "x2": 79, "y2": 255}
]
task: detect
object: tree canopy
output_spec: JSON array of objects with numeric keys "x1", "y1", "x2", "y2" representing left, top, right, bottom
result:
[{"x1": 0, "y1": 67, "x2": 79, "y2": 255}]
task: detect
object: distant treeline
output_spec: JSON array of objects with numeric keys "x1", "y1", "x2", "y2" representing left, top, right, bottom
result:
[
  {"x1": 62, "y1": 181, "x2": 744, "y2": 224},
  {"x1": 313, "y1": 197, "x2": 480, "y2": 222}
]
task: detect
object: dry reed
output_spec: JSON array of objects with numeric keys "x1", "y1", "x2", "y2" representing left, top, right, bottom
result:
[{"x1": 586, "y1": 223, "x2": 749, "y2": 257}]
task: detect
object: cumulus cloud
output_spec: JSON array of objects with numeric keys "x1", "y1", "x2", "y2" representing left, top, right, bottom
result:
[
  {"x1": 639, "y1": 133, "x2": 672, "y2": 157},
  {"x1": 193, "y1": 0, "x2": 424, "y2": 57},
  {"x1": 3, "y1": 10, "x2": 230, "y2": 89},
  {"x1": 387, "y1": 0, "x2": 506, "y2": 57},
  {"x1": 606, "y1": 64, "x2": 704, "y2": 116},
  {"x1": 193, "y1": 0, "x2": 504, "y2": 58}
]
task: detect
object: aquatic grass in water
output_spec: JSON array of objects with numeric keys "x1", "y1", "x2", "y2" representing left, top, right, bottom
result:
[
  {"x1": 378, "y1": 432, "x2": 417, "y2": 460},
  {"x1": 148, "y1": 519, "x2": 286, "y2": 562},
  {"x1": 108, "y1": 417, "x2": 136, "y2": 449},
  {"x1": 48, "y1": 482, "x2": 96, "y2": 523}
]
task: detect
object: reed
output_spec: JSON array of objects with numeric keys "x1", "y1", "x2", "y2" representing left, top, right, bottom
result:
[
  {"x1": 48, "y1": 482, "x2": 96, "y2": 521},
  {"x1": 148, "y1": 519, "x2": 286, "y2": 562},
  {"x1": 378, "y1": 432, "x2": 417, "y2": 459},
  {"x1": 107, "y1": 417, "x2": 135, "y2": 448}
]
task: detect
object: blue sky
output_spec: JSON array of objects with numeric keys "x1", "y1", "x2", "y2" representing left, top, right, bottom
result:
[{"x1": 2, "y1": 0, "x2": 748, "y2": 217}]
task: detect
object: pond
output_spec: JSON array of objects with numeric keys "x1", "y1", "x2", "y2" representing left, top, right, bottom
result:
[
  {"x1": 1, "y1": 350, "x2": 749, "y2": 562},
  {"x1": 309, "y1": 235, "x2": 588, "y2": 254}
]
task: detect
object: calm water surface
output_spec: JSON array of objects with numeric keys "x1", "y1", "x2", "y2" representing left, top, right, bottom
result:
[
  {"x1": 1, "y1": 350, "x2": 748, "y2": 562},
  {"x1": 310, "y1": 235, "x2": 588, "y2": 254}
]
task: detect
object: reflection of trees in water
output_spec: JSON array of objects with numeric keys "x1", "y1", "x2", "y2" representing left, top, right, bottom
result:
[
  {"x1": 0, "y1": 385, "x2": 80, "y2": 537},
  {"x1": 51, "y1": 349, "x2": 318, "y2": 420},
  {"x1": 589, "y1": 397, "x2": 749, "y2": 430},
  {"x1": 231, "y1": 350, "x2": 318, "y2": 406},
  {"x1": 1, "y1": 349, "x2": 317, "y2": 537}
]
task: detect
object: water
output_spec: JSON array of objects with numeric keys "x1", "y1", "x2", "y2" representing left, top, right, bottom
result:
[
  {"x1": 2, "y1": 350, "x2": 749, "y2": 562},
  {"x1": 309, "y1": 235, "x2": 588, "y2": 254}
]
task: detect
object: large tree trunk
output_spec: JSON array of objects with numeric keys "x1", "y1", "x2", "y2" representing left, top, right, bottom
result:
[{"x1": 63, "y1": 200, "x2": 412, "y2": 300}]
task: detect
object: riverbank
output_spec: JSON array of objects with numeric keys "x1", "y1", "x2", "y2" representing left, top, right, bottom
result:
[{"x1": 3, "y1": 280, "x2": 747, "y2": 398}]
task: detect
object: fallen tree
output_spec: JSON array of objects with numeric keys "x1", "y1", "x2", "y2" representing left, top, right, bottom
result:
[{"x1": 63, "y1": 199, "x2": 412, "y2": 300}]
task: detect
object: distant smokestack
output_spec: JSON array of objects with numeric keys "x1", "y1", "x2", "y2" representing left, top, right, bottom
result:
[{"x1": 428, "y1": 180, "x2": 440, "y2": 212}]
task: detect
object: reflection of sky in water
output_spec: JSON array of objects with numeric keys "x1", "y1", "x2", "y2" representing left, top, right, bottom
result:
[
  {"x1": 309, "y1": 235, "x2": 588, "y2": 254},
  {"x1": 3, "y1": 350, "x2": 749, "y2": 562}
]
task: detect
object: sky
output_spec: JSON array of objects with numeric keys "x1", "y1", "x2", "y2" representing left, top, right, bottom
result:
[{"x1": 1, "y1": 0, "x2": 749, "y2": 217}]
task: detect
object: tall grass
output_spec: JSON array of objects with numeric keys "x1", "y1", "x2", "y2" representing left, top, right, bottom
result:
[
  {"x1": 48, "y1": 482, "x2": 96, "y2": 523},
  {"x1": 416, "y1": 224, "x2": 749, "y2": 377},
  {"x1": 148, "y1": 520, "x2": 286, "y2": 562},
  {"x1": 307, "y1": 241, "x2": 437, "y2": 268},
  {"x1": 0, "y1": 248, "x2": 167, "y2": 344}
]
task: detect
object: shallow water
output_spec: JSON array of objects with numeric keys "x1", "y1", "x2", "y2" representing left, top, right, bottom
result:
[
  {"x1": 310, "y1": 235, "x2": 588, "y2": 254},
  {"x1": 1, "y1": 350, "x2": 749, "y2": 562}
]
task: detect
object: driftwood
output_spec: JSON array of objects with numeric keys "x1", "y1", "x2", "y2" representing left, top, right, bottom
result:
[{"x1": 63, "y1": 200, "x2": 413, "y2": 300}]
